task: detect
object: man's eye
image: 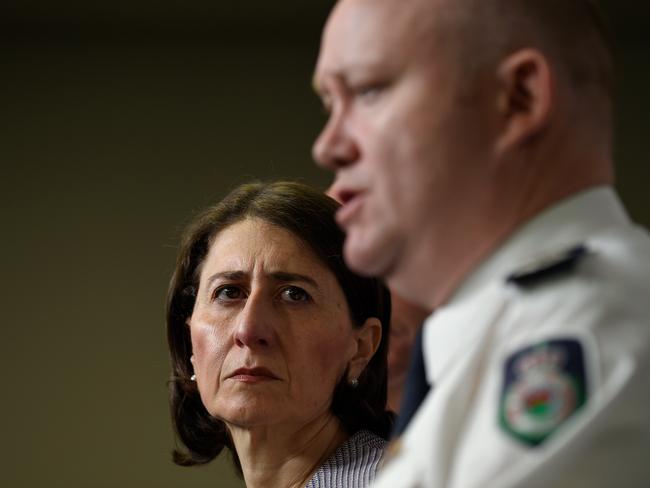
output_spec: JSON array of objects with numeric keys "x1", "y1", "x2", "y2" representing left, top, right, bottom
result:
[
  {"x1": 280, "y1": 286, "x2": 311, "y2": 303},
  {"x1": 321, "y1": 99, "x2": 333, "y2": 115},
  {"x1": 214, "y1": 286, "x2": 245, "y2": 301},
  {"x1": 354, "y1": 84, "x2": 384, "y2": 103}
]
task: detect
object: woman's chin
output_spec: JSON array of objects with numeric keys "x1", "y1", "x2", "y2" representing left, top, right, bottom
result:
[{"x1": 213, "y1": 401, "x2": 280, "y2": 429}]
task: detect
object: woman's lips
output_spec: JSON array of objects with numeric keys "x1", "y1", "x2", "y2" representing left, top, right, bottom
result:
[{"x1": 228, "y1": 367, "x2": 279, "y2": 383}]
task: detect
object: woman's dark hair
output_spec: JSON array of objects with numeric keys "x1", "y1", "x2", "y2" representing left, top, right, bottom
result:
[{"x1": 166, "y1": 181, "x2": 392, "y2": 471}]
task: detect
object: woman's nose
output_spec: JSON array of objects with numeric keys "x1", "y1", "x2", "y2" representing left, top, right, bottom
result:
[{"x1": 233, "y1": 294, "x2": 275, "y2": 348}]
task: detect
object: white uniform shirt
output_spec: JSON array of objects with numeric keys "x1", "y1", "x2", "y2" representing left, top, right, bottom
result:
[{"x1": 374, "y1": 186, "x2": 650, "y2": 488}]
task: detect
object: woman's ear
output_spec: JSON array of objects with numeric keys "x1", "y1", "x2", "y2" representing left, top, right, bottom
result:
[
  {"x1": 348, "y1": 317, "x2": 382, "y2": 381},
  {"x1": 494, "y1": 48, "x2": 554, "y2": 155}
]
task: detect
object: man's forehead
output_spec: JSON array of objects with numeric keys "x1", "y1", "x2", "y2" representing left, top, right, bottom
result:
[
  {"x1": 328, "y1": 0, "x2": 442, "y2": 35},
  {"x1": 315, "y1": 0, "x2": 434, "y2": 85}
]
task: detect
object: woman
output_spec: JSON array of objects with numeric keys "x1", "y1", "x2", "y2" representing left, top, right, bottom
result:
[{"x1": 166, "y1": 181, "x2": 392, "y2": 487}]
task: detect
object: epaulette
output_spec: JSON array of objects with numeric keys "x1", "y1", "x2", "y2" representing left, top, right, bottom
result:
[{"x1": 506, "y1": 244, "x2": 588, "y2": 288}]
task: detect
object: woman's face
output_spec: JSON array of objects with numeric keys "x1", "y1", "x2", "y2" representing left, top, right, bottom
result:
[{"x1": 188, "y1": 218, "x2": 362, "y2": 429}]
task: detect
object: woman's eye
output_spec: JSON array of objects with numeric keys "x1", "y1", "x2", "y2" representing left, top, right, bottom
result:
[
  {"x1": 280, "y1": 286, "x2": 311, "y2": 303},
  {"x1": 214, "y1": 286, "x2": 244, "y2": 301}
]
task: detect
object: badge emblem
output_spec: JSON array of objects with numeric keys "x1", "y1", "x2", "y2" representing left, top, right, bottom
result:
[{"x1": 499, "y1": 339, "x2": 587, "y2": 446}]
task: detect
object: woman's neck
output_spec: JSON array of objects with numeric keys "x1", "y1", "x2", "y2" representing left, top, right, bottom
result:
[{"x1": 228, "y1": 413, "x2": 348, "y2": 488}]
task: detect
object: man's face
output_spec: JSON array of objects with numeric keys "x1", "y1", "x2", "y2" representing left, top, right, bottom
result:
[{"x1": 313, "y1": 0, "x2": 493, "y2": 294}]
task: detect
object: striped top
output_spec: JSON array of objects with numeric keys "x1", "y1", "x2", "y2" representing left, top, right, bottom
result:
[{"x1": 305, "y1": 430, "x2": 387, "y2": 488}]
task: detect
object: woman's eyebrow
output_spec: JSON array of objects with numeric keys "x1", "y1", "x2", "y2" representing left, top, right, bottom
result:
[
  {"x1": 268, "y1": 271, "x2": 320, "y2": 290},
  {"x1": 206, "y1": 270, "x2": 247, "y2": 288},
  {"x1": 205, "y1": 270, "x2": 320, "y2": 290}
]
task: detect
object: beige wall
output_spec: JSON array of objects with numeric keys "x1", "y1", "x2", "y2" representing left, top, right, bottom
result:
[{"x1": 1, "y1": 2, "x2": 647, "y2": 486}]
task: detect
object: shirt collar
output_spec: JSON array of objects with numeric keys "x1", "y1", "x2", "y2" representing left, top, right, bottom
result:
[{"x1": 448, "y1": 185, "x2": 629, "y2": 306}]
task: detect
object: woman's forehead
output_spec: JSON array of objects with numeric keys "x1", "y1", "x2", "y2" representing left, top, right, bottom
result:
[{"x1": 201, "y1": 218, "x2": 333, "y2": 283}]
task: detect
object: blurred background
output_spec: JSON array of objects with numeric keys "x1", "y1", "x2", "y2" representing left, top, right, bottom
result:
[{"x1": 0, "y1": 1, "x2": 647, "y2": 486}]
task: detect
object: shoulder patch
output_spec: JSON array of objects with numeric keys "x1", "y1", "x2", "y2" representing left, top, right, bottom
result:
[
  {"x1": 506, "y1": 244, "x2": 588, "y2": 288},
  {"x1": 499, "y1": 339, "x2": 587, "y2": 447}
]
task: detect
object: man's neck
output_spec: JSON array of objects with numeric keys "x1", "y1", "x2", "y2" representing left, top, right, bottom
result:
[{"x1": 389, "y1": 155, "x2": 613, "y2": 311}]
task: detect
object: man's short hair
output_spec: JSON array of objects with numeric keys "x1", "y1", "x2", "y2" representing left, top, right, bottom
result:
[{"x1": 441, "y1": 0, "x2": 614, "y2": 111}]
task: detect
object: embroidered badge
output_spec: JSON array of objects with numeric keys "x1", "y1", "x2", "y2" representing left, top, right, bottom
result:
[{"x1": 499, "y1": 339, "x2": 587, "y2": 447}]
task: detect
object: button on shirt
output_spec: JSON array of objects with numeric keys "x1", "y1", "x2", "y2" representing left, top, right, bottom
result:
[{"x1": 373, "y1": 186, "x2": 650, "y2": 488}]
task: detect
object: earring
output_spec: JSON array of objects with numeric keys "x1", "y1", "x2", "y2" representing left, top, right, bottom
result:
[
  {"x1": 189, "y1": 355, "x2": 196, "y2": 381},
  {"x1": 349, "y1": 378, "x2": 359, "y2": 388}
]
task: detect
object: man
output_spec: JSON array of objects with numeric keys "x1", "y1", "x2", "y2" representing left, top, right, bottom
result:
[
  {"x1": 312, "y1": 0, "x2": 650, "y2": 486},
  {"x1": 386, "y1": 293, "x2": 430, "y2": 413},
  {"x1": 326, "y1": 188, "x2": 430, "y2": 413}
]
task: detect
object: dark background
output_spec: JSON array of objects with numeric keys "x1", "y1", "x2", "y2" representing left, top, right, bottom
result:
[{"x1": 1, "y1": 1, "x2": 647, "y2": 487}]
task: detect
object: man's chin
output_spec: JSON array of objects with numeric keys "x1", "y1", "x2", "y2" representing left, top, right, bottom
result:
[{"x1": 343, "y1": 231, "x2": 394, "y2": 278}]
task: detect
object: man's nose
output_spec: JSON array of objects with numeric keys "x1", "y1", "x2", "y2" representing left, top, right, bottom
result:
[
  {"x1": 312, "y1": 112, "x2": 360, "y2": 170},
  {"x1": 233, "y1": 294, "x2": 275, "y2": 349}
]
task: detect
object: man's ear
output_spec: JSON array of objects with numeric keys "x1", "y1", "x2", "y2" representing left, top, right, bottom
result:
[
  {"x1": 348, "y1": 317, "x2": 382, "y2": 381},
  {"x1": 495, "y1": 48, "x2": 554, "y2": 155}
]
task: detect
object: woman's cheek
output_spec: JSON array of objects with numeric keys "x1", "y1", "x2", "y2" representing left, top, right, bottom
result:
[
  {"x1": 195, "y1": 333, "x2": 229, "y2": 410},
  {"x1": 308, "y1": 331, "x2": 351, "y2": 384},
  {"x1": 190, "y1": 319, "x2": 212, "y2": 360},
  {"x1": 190, "y1": 319, "x2": 223, "y2": 385}
]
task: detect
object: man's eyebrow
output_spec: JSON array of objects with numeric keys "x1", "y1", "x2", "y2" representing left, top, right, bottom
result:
[
  {"x1": 312, "y1": 71, "x2": 341, "y2": 96},
  {"x1": 312, "y1": 75, "x2": 322, "y2": 94},
  {"x1": 268, "y1": 271, "x2": 320, "y2": 290}
]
